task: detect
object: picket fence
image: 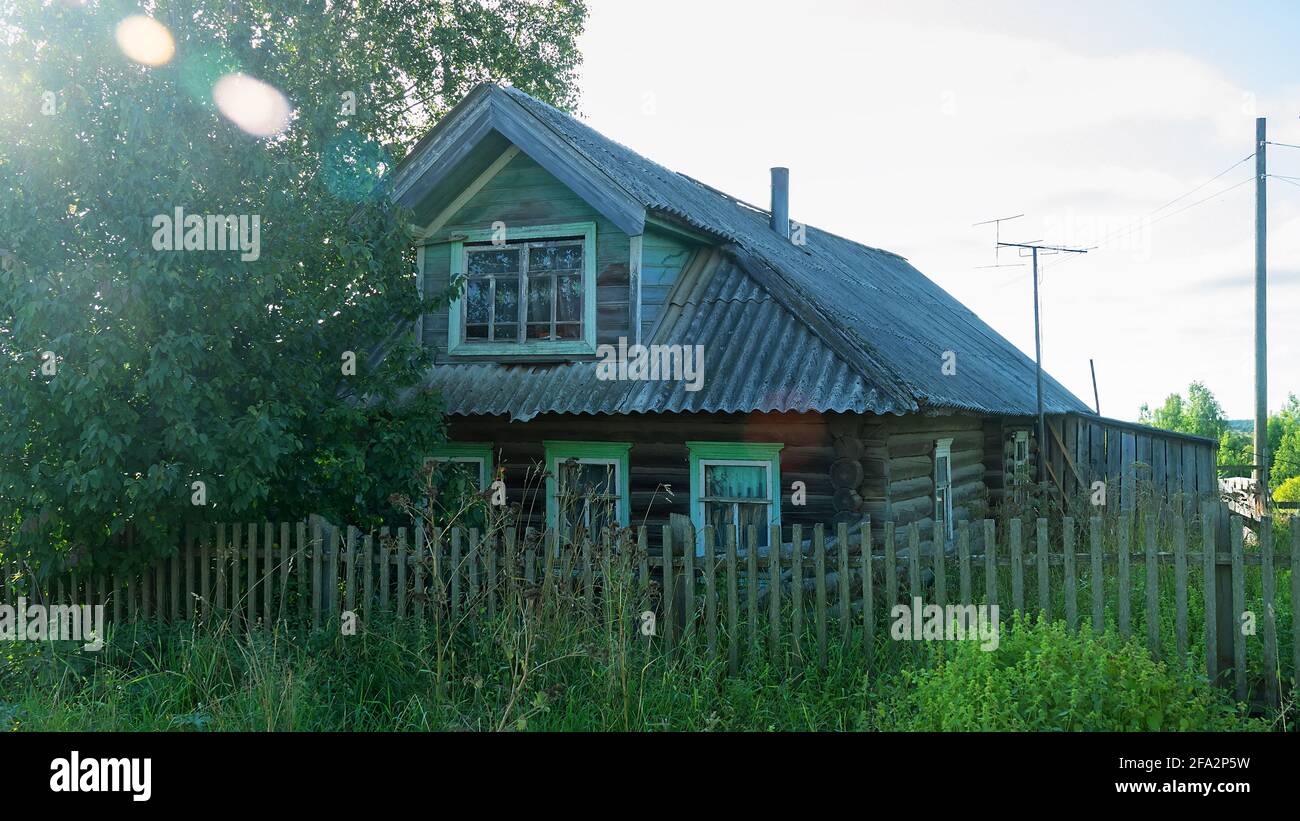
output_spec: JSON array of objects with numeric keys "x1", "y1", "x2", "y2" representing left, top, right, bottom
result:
[{"x1": 3, "y1": 506, "x2": 1296, "y2": 706}]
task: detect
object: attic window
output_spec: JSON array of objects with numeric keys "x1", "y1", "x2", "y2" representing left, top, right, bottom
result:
[{"x1": 448, "y1": 222, "x2": 597, "y2": 357}]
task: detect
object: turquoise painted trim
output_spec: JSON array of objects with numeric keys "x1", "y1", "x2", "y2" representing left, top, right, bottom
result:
[
  {"x1": 426, "y1": 443, "x2": 494, "y2": 490},
  {"x1": 447, "y1": 221, "x2": 597, "y2": 357},
  {"x1": 543, "y1": 440, "x2": 632, "y2": 534},
  {"x1": 686, "y1": 441, "x2": 784, "y2": 555}
]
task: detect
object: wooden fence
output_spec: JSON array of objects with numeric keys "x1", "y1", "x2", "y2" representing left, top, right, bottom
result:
[
  {"x1": 3, "y1": 508, "x2": 1295, "y2": 706},
  {"x1": 1043, "y1": 413, "x2": 1219, "y2": 512}
]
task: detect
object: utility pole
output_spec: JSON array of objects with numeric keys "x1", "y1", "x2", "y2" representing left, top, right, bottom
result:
[
  {"x1": 997, "y1": 241, "x2": 1090, "y2": 485},
  {"x1": 1254, "y1": 117, "x2": 1268, "y2": 516}
]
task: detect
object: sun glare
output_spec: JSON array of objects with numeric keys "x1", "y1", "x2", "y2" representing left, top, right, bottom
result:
[
  {"x1": 212, "y1": 73, "x2": 292, "y2": 137},
  {"x1": 114, "y1": 16, "x2": 175, "y2": 67}
]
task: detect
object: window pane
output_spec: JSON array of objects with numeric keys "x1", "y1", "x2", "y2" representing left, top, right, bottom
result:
[
  {"x1": 704, "y1": 501, "x2": 733, "y2": 541},
  {"x1": 527, "y1": 274, "x2": 553, "y2": 324},
  {"x1": 494, "y1": 278, "x2": 519, "y2": 341},
  {"x1": 704, "y1": 464, "x2": 766, "y2": 500},
  {"x1": 531, "y1": 243, "x2": 583, "y2": 272},
  {"x1": 554, "y1": 322, "x2": 581, "y2": 340},
  {"x1": 465, "y1": 324, "x2": 488, "y2": 340},
  {"x1": 465, "y1": 279, "x2": 489, "y2": 324},
  {"x1": 557, "y1": 275, "x2": 582, "y2": 323},
  {"x1": 467, "y1": 248, "x2": 519, "y2": 275},
  {"x1": 737, "y1": 502, "x2": 769, "y2": 541},
  {"x1": 936, "y1": 456, "x2": 950, "y2": 483},
  {"x1": 563, "y1": 461, "x2": 617, "y2": 496}
]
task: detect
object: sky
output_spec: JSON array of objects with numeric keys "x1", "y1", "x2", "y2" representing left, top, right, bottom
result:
[{"x1": 573, "y1": 0, "x2": 1300, "y2": 421}]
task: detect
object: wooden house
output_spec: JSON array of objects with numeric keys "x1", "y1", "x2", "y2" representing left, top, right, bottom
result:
[{"x1": 387, "y1": 84, "x2": 1216, "y2": 553}]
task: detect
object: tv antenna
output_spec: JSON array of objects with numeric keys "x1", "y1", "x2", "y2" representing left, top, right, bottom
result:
[{"x1": 972, "y1": 214, "x2": 1025, "y2": 268}]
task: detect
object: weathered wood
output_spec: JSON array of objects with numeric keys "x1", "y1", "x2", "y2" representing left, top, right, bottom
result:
[
  {"x1": 581, "y1": 535, "x2": 593, "y2": 612},
  {"x1": 682, "y1": 531, "x2": 696, "y2": 640},
  {"x1": 814, "y1": 524, "x2": 827, "y2": 668},
  {"x1": 703, "y1": 528, "x2": 718, "y2": 660},
  {"x1": 768, "y1": 524, "x2": 781, "y2": 659},
  {"x1": 1010, "y1": 518, "x2": 1024, "y2": 615},
  {"x1": 309, "y1": 521, "x2": 321, "y2": 630},
  {"x1": 345, "y1": 526, "x2": 357, "y2": 614},
  {"x1": 1230, "y1": 517, "x2": 1246, "y2": 701},
  {"x1": 229, "y1": 524, "x2": 241, "y2": 625},
  {"x1": 725, "y1": 527, "x2": 738, "y2": 675},
  {"x1": 216, "y1": 523, "x2": 228, "y2": 618},
  {"x1": 1173, "y1": 514, "x2": 1188, "y2": 664},
  {"x1": 363, "y1": 533, "x2": 375, "y2": 617},
  {"x1": 836, "y1": 523, "x2": 851, "y2": 647},
  {"x1": 746, "y1": 525, "x2": 759, "y2": 649},
  {"x1": 907, "y1": 524, "x2": 920, "y2": 603},
  {"x1": 984, "y1": 519, "x2": 996, "y2": 606},
  {"x1": 200, "y1": 526, "x2": 212, "y2": 620},
  {"x1": 1144, "y1": 514, "x2": 1159, "y2": 656},
  {"x1": 1260, "y1": 517, "x2": 1277, "y2": 708},
  {"x1": 932, "y1": 520, "x2": 946, "y2": 608},
  {"x1": 262, "y1": 522, "x2": 273, "y2": 625},
  {"x1": 327, "y1": 526, "x2": 341, "y2": 621},
  {"x1": 957, "y1": 520, "x2": 971, "y2": 605},
  {"x1": 414, "y1": 526, "x2": 427, "y2": 624},
  {"x1": 296, "y1": 521, "x2": 307, "y2": 624},
  {"x1": 791, "y1": 524, "x2": 803, "y2": 655},
  {"x1": 384, "y1": 528, "x2": 396, "y2": 614},
  {"x1": 486, "y1": 531, "x2": 497, "y2": 621},
  {"x1": 279, "y1": 522, "x2": 290, "y2": 622},
  {"x1": 884, "y1": 522, "x2": 898, "y2": 607},
  {"x1": 1117, "y1": 517, "x2": 1131, "y2": 638},
  {"x1": 1036, "y1": 518, "x2": 1050, "y2": 620},
  {"x1": 1202, "y1": 508, "x2": 1217, "y2": 682},
  {"x1": 1292, "y1": 518, "x2": 1300, "y2": 693},
  {"x1": 183, "y1": 524, "x2": 195, "y2": 621},
  {"x1": 661, "y1": 527, "x2": 675, "y2": 649},
  {"x1": 397, "y1": 527, "x2": 409, "y2": 619},
  {"x1": 468, "y1": 528, "x2": 481, "y2": 614},
  {"x1": 452, "y1": 530, "x2": 462, "y2": 618},
  {"x1": 1062, "y1": 517, "x2": 1076, "y2": 630},
  {"x1": 861, "y1": 518, "x2": 873, "y2": 666}
]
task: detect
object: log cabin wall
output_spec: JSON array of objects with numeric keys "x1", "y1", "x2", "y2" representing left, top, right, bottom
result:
[
  {"x1": 881, "y1": 413, "x2": 989, "y2": 555},
  {"x1": 445, "y1": 410, "x2": 839, "y2": 544}
]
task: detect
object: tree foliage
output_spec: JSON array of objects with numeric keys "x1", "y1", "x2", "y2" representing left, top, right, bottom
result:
[
  {"x1": 0, "y1": 0, "x2": 587, "y2": 569},
  {"x1": 1139, "y1": 384, "x2": 1300, "y2": 490}
]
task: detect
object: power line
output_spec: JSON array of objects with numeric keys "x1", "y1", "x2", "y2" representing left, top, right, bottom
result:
[
  {"x1": 1266, "y1": 140, "x2": 1300, "y2": 150},
  {"x1": 1042, "y1": 173, "x2": 1253, "y2": 273}
]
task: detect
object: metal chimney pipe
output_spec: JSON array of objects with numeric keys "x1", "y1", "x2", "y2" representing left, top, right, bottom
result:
[{"x1": 770, "y1": 167, "x2": 789, "y2": 239}]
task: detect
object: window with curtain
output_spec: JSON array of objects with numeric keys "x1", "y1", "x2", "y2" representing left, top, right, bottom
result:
[
  {"x1": 556, "y1": 458, "x2": 621, "y2": 539},
  {"x1": 699, "y1": 461, "x2": 772, "y2": 549}
]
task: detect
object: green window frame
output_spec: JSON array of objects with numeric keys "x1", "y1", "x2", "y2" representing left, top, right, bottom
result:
[
  {"x1": 447, "y1": 221, "x2": 597, "y2": 357},
  {"x1": 544, "y1": 441, "x2": 632, "y2": 538},
  {"x1": 687, "y1": 441, "x2": 783, "y2": 555},
  {"x1": 934, "y1": 437, "x2": 953, "y2": 541},
  {"x1": 425, "y1": 443, "x2": 494, "y2": 491}
]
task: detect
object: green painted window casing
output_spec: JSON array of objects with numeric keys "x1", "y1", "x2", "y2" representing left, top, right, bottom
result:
[
  {"x1": 425, "y1": 443, "x2": 494, "y2": 490},
  {"x1": 447, "y1": 221, "x2": 597, "y2": 357},
  {"x1": 686, "y1": 441, "x2": 784, "y2": 555},
  {"x1": 543, "y1": 440, "x2": 632, "y2": 534}
]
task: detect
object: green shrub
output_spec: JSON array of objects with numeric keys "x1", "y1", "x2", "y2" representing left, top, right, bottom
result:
[{"x1": 885, "y1": 615, "x2": 1259, "y2": 731}]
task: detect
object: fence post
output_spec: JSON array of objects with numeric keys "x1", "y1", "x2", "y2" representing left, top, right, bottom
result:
[
  {"x1": 1214, "y1": 503, "x2": 1235, "y2": 687},
  {"x1": 1260, "y1": 516, "x2": 1278, "y2": 709},
  {"x1": 1230, "y1": 516, "x2": 1246, "y2": 701}
]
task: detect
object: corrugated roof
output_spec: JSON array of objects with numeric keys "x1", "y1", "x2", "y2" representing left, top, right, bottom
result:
[
  {"x1": 405, "y1": 85, "x2": 1095, "y2": 420},
  {"x1": 427, "y1": 250, "x2": 886, "y2": 421}
]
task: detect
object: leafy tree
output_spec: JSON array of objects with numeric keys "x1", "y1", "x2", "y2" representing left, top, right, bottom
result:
[
  {"x1": 1275, "y1": 476, "x2": 1300, "y2": 506},
  {"x1": 0, "y1": 0, "x2": 587, "y2": 569}
]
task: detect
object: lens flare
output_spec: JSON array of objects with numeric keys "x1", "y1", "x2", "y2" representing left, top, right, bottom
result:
[
  {"x1": 212, "y1": 73, "x2": 292, "y2": 137},
  {"x1": 114, "y1": 16, "x2": 175, "y2": 66}
]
